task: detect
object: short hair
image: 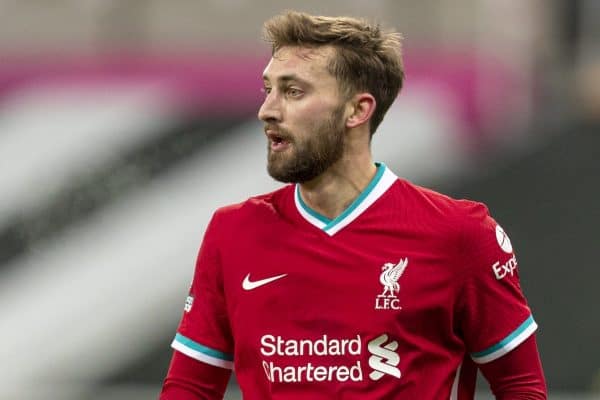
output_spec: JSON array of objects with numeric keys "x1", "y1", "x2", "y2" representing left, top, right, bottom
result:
[{"x1": 263, "y1": 11, "x2": 404, "y2": 135}]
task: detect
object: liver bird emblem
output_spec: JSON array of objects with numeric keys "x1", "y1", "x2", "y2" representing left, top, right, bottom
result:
[{"x1": 378, "y1": 258, "x2": 408, "y2": 298}]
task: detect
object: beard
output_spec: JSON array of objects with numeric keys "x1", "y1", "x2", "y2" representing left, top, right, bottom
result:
[{"x1": 266, "y1": 104, "x2": 346, "y2": 183}]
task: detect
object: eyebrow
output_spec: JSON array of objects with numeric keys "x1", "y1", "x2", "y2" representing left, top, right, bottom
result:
[{"x1": 262, "y1": 74, "x2": 311, "y2": 86}]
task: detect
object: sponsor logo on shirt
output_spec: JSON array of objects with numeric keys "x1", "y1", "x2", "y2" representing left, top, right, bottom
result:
[
  {"x1": 492, "y1": 254, "x2": 518, "y2": 280},
  {"x1": 242, "y1": 273, "x2": 288, "y2": 290},
  {"x1": 495, "y1": 225, "x2": 513, "y2": 253},
  {"x1": 184, "y1": 295, "x2": 194, "y2": 312},
  {"x1": 368, "y1": 334, "x2": 401, "y2": 380},
  {"x1": 259, "y1": 333, "x2": 401, "y2": 384},
  {"x1": 375, "y1": 258, "x2": 408, "y2": 310},
  {"x1": 492, "y1": 225, "x2": 518, "y2": 280}
]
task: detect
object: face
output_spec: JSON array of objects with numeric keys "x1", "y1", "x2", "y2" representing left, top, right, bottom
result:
[{"x1": 258, "y1": 46, "x2": 348, "y2": 183}]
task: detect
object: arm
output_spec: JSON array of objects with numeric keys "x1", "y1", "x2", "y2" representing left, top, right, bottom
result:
[
  {"x1": 160, "y1": 211, "x2": 234, "y2": 399},
  {"x1": 160, "y1": 351, "x2": 231, "y2": 400},
  {"x1": 456, "y1": 205, "x2": 546, "y2": 398},
  {"x1": 479, "y1": 332, "x2": 547, "y2": 399}
]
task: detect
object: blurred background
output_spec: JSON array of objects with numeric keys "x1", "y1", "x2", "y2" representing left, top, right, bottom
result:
[{"x1": 0, "y1": 0, "x2": 598, "y2": 399}]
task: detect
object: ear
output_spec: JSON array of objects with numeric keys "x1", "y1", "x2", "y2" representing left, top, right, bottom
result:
[{"x1": 345, "y1": 93, "x2": 376, "y2": 129}]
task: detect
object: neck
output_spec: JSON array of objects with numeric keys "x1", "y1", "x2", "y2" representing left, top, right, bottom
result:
[{"x1": 298, "y1": 154, "x2": 377, "y2": 220}]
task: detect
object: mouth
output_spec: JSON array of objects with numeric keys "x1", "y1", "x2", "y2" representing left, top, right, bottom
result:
[{"x1": 266, "y1": 129, "x2": 291, "y2": 152}]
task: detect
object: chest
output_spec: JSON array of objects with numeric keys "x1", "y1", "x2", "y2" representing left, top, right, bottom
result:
[{"x1": 220, "y1": 222, "x2": 460, "y2": 339}]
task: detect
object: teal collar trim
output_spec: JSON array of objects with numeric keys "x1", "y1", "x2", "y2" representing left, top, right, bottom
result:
[{"x1": 294, "y1": 163, "x2": 397, "y2": 236}]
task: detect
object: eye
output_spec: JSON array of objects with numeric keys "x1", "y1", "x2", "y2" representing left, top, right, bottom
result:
[
  {"x1": 286, "y1": 87, "x2": 303, "y2": 98},
  {"x1": 261, "y1": 86, "x2": 272, "y2": 96}
]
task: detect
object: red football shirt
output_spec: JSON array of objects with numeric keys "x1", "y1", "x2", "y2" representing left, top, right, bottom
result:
[{"x1": 171, "y1": 163, "x2": 537, "y2": 399}]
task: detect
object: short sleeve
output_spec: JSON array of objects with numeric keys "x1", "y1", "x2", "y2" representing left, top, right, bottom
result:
[
  {"x1": 457, "y1": 203, "x2": 537, "y2": 364},
  {"x1": 171, "y1": 212, "x2": 234, "y2": 369}
]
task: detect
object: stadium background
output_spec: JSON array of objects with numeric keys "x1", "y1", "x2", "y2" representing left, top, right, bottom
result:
[{"x1": 0, "y1": 0, "x2": 598, "y2": 399}]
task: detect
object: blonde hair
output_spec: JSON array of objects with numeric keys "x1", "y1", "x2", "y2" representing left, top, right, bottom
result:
[{"x1": 263, "y1": 11, "x2": 404, "y2": 135}]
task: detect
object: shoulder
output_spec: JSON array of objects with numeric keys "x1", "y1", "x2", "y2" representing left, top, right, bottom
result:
[
  {"x1": 211, "y1": 184, "x2": 294, "y2": 227},
  {"x1": 396, "y1": 178, "x2": 491, "y2": 229},
  {"x1": 398, "y1": 180, "x2": 509, "y2": 283},
  {"x1": 390, "y1": 179, "x2": 499, "y2": 266}
]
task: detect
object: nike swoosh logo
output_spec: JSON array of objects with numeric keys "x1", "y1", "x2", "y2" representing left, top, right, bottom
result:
[{"x1": 242, "y1": 273, "x2": 288, "y2": 290}]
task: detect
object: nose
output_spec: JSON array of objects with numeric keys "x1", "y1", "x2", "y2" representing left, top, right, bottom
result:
[{"x1": 258, "y1": 91, "x2": 282, "y2": 123}]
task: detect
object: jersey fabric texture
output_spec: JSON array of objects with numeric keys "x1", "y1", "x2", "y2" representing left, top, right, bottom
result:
[{"x1": 171, "y1": 163, "x2": 537, "y2": 399}]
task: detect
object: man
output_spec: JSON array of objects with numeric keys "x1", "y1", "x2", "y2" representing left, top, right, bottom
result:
[{"x1": 160, "y1": 11, "x2": 546, "y2": 399}]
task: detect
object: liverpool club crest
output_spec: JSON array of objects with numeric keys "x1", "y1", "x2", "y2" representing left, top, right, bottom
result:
[{"x1": 375, "y1": 258, "x2": 408, "y2": 310}]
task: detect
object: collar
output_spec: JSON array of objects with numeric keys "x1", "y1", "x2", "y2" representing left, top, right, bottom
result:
[{"x1": 294, "y1": 163, "x2": 397, "y2": 236}]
